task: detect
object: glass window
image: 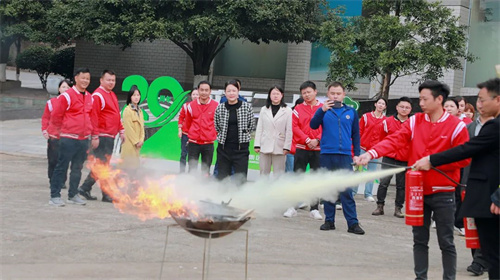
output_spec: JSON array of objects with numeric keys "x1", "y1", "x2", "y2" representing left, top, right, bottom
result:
[{"x1": 465, "y1": 0, "x2": 500, "y2": 87}]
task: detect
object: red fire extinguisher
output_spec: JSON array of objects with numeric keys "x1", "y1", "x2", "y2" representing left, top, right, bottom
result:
[
  {"x1": 405, "y1": 170, "x2": 424, "y2": 226},
  {"x1": 462, "y1": 189, "x2": 480, "y2": 248}
]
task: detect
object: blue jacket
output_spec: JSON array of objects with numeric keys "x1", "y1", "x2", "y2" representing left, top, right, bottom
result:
[{"x1": 310, "y1": 105, "x2": 360, "y2": 156}]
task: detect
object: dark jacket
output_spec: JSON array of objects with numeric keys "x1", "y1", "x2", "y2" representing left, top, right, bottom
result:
[{"x1": 430, "y1": 116, "x2": 499, "y2": 218}]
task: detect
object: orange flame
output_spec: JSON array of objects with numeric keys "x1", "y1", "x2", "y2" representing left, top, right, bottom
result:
[{"x1": 86, "y1": 156, "x2": 198, "y2": 221}]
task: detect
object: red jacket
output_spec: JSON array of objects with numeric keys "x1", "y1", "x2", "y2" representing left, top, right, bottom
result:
[
  {"x1": 292, "y1": 101, "x2": 322, "y2": 151},
  {"x1": 368, "y1": 111, "x2": 470, "y2": 195},
  {"x1": 360, "y1": 112, "x2": 386, "y2": 150},
  {"x1": 185, "y1": 98, "x2": 218, "y2": 144},
  {"x1": 178, "y1": 103, "x2": 189, "y2": 135},
  {"x1": 41, "y1": 97, "x2": 58, "y2": 136},
  {"x1": 379, "y1": 115, "x2": 409, "y2": 162},
  {"x1": 92, "y1": 86, "x2": 124, "y2": 138},
  {"x1": 48, "y1": 86, "x2": 97, "y2": 140}
]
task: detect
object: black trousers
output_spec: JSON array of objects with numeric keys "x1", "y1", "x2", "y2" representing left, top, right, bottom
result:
[
  {"x1": 179, "y1": 134, "x2": 189, "y2": 173},
  {"x1": 377, "y1": 157, "x2": 407, "y2": 208},
  {"x1": 188, "y1": 142, "x2": 214, "y2": 175},
  {"x1": 293, "y1": 149, "x2": 320, "y2": 211},
  {"x1": 80, "y1": 137, "x2": 115, "y2": 194},
  {"x1": 475, "y1": 217, "x2": 499, "y2": 280},
  {"x1": 216, "y1": 143, "x2": 249, "y2": 185},
  {"x1": 454, "y1": 184, "x2": 464, "y2": 228},
  {"x1": 413, "y1": 192, "x2": 456, "y2": 280}
]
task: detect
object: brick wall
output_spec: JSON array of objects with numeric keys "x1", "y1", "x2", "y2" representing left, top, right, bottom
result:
[{"x1": 74, "y1": 39, "x2": 192, "y2": 91}]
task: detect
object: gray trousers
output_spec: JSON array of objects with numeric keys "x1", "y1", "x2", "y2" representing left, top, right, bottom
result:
[{"x1": 413, "y1": 192, "x2": 456, "y2": 280}]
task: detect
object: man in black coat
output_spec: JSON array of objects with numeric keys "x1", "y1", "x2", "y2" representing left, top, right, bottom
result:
[{"x1": 414, "y1": 77, "x2": 500, "y2": 280}]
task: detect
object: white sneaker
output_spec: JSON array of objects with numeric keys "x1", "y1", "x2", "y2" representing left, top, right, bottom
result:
[
  {"x1": 67, "y1": 194, "x2": 86, "y2": 205},
  {"x1": 364, "y1": 196, "x2": 376, "y2": 202},
  {"x1": 309, "y1": 209, "x2": 323, "y2": 220},
  {"x1": 431, "y1": 221, "x2": 436, "y2": 229},
  {"x1": 335, "y1": 204, "x2": 342, "y2": 210},
  {"x1": 454, "y1": 226, "x2": 465, "y2": 236},
  {"x1": 49, "y1": 197, "x2": 65, "y2": 207},
  {"x1": 283, "y1": 207, "x2": 297, "y2": 218},
  {"x1": 296, "y1": 202, "x2": 309, "y2": 209}
]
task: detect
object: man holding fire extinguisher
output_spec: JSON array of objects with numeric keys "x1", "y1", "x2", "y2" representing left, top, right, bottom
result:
[
  {"x1": 354, "y1": 80, "x2": 470, "y2": 280},
  {"x1": 414, "y1": 78, "x2": 500, "y2": 280}
]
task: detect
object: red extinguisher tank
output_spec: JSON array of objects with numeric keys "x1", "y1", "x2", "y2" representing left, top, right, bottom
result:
[
  {"x1": 462, "y1": 189, "x2": 480, "y2": 248},
  {"x1": 405, "y1": 170, "x2": 424, "y2": 226}
]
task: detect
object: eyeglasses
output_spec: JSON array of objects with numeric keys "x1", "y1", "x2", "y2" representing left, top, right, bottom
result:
[{"x1": 397, "y1": 106, "x2": 411, "y2": 110}]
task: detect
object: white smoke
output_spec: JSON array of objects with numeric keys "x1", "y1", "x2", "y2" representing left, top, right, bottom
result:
[{"x1": 165, "y1": 167, "x2": 406, "y2": 217}]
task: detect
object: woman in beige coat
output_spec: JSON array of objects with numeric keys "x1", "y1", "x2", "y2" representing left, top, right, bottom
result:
[
  {"x1": 121, "y1": 86, "x2": 145, "y2": 168},
  {"x1": 254, "y1": 86, "x2": 293, "y2": 175}
]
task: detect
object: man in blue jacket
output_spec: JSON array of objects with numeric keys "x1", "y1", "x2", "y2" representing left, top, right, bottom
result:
[{"x1": 310, "y1": 81, "x2": 365, "y2": 234}]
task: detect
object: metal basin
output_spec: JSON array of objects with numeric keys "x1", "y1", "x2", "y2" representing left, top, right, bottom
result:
[{"x1": 169, "y1": 201, "x2": 253, "y2": 239}]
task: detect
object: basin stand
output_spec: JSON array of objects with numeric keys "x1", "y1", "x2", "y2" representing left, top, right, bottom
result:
[{"x1": 159, "y1": 224, "x2": 249, "y2": 280}]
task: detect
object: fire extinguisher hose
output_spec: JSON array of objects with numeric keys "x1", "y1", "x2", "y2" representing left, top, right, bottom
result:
[{"x1": 367, "y1": 161, "x2": 466, "y2": 188}]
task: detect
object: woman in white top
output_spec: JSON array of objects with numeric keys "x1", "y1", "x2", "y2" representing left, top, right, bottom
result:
[{"x1": 254, "y1": 86, "x2": 293, "y2": 175}]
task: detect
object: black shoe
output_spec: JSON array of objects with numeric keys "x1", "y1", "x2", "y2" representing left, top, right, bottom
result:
[
  {"x1": 102, "y1": 194, "x2": 113, "y2": 203},
  {"x1": 320, "y1": 221, "x2": 336, "y2": 231},
  {"x1": 78, "y1": 188, "x2": 97, "y2": 200},
  {"x1": 61, "y1": 185, "x2": 67, "y2": 189},
  {"x1": 348, "y1": 223, "x2": 365, "y2": 235},
  {"x1": 467, "y1": 263, "x2": 484, "y2": 276}
]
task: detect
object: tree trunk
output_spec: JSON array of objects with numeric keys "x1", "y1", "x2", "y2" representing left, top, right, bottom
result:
[
  {"x1": 0, "y1": 37, "x2": 15, "y2": 82},
  {"x1": 193, "y1": 75, "x2": 208, "y2": 88},
  {"x1": 15, "y1": 37, "x2": 21, "y2": 81},
  {"x1": 381, "y1": 71, "x2": 392, "y2": 100},
  {"x1": 0, "y1": 64, "x2": 6, "y2": 82}
]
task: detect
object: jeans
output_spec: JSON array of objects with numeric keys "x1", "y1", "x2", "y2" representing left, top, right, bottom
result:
[
  {"x1": 179, "y1": 134, "x2": 188, "y2": 173},
  {"x1": 188, "y1": 142, "x2": 214, "y2": 175},
  {"x1": 377, "y1": 157, "x2": 407, "y2": 208},
  {"x1": 320, "y1": 154, "x2": 359, "y2": 227},
  {"x1": 47, "y1": 138, "x2": 67, "y2": 186},
  {"x1": 50, "y1": 138, "x2": 89, "y2": 198},
  {"x1": 216, "y1": 143, "x2": 249, "y2": 185},
  {"x1": 353, "y1": 148, "x2": 377, "y2": 197},
  {"x1": 80, "y1": 137, "x2": 115, "y2": 194},
  {"x1": 294, "y1": 149, "x2": 320, "y2": 210},
  {"x1": 413, "y1": 192, "x2": 456, "y2": 280},
  {"x1": 285, "y1": 153, "x2": 294, "y2": 173}
]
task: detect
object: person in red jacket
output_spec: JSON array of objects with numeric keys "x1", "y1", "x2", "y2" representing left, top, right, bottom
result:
[
  {"x1": 48, "y1": 68, "x2": 99, "y2": 207},
  {"x1": 78, "y1": 70, "x2": 124, "y2": 203},
  {"x1": 355, "y1": 80, "x2": 470, "y2": 280},
  {"x1": 285, "y1": 97, "x2": 304, "y2": 173},
  {"x1": 354, "y1": 97, "x2": 387, "y2": 202},
  {"x1": 283, "y1": 81, "x2": 323, "y2": 220},
  {"x1": 42, "y1": 79, "x2": 71, "y2": 189},
  {"x1": 371, "y1": 97, "x2": 412, "y2": 218},
  {"x1": 184, "y1": 81, "x2": 218, "y2": 175},
  {"x1": 178, "y1": 88, "x2": 199, "y2": 173}
]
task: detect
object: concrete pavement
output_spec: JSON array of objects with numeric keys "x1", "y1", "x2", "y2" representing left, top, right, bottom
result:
[
  {"x1": 0, "y1": 121, "x2": 479, "y2": 279},
  {"x1": 0, "y1": 153, "x2": 477, "y2": 280}
]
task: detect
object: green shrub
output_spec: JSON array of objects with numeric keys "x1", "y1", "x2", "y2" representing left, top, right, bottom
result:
[
  {"x1": 51, "y1": 47, "x2": 75, "y2": 79},
  {"x1": 16, "y1": 45, "x2": 54, "y2": 89}
]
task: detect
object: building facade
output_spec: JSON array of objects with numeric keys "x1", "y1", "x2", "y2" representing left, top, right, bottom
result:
[{"x1": 75, "y1": 0, "x2": 498, "y2": 99}]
